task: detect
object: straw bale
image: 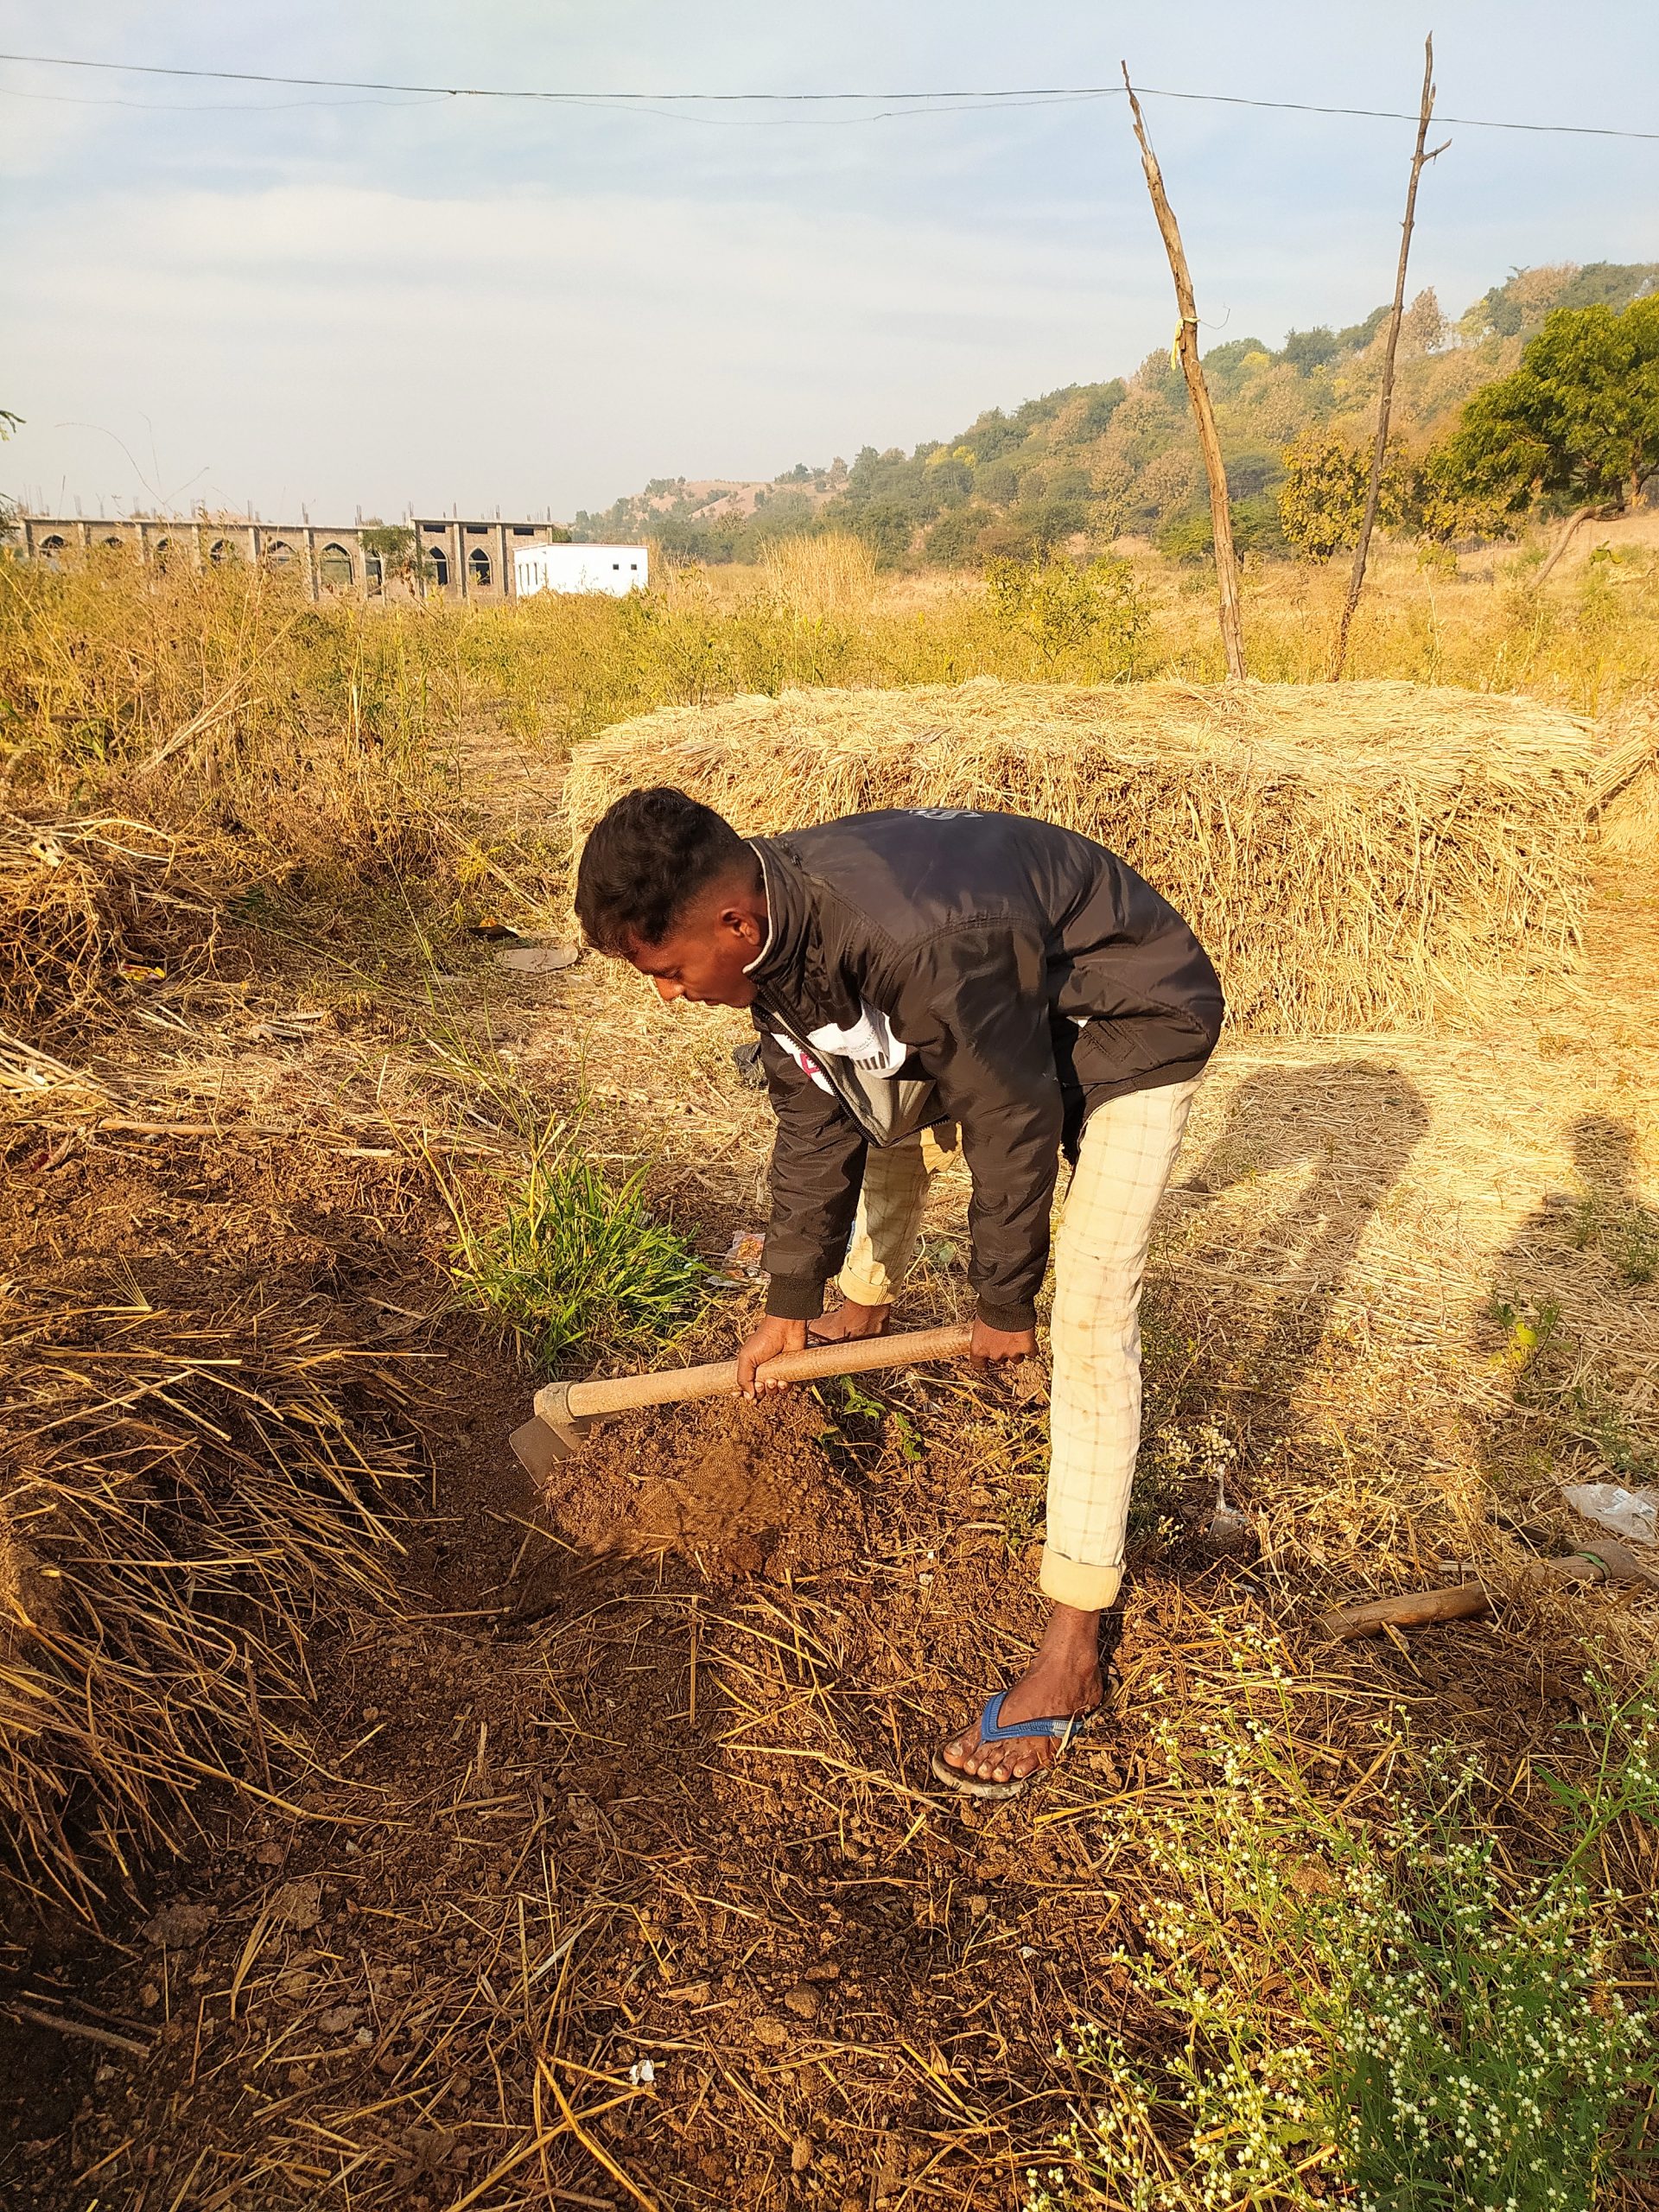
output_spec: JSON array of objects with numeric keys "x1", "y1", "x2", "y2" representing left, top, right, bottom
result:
[
  {"x1": 1592, "y1": 694, "x2": 1659, "y2": 858},
  {"x1": 564, "y1": 677, "x2": 1596, "y2": 1033}
]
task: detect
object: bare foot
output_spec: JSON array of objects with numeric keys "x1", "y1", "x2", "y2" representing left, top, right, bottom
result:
[
  {"x1": 807, "y1": 1299, "x2": 891, "y2": 1345},
  {"x1": 938, "y1": 1602, "x2": 1103, "y2": 1787}
]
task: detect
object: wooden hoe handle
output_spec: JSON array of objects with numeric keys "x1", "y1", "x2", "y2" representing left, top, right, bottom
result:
[{"x1": 542, "y1": 1323, "x2": 975, "y2": 1425}]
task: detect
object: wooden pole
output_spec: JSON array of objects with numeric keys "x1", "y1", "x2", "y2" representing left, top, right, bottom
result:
[
  {"x1": 1121, "y1": 66, "x2": 1246, "y2": 680},
  {"x1": 1332, "y1": 37, "x2": 1449, "y2": 680}
]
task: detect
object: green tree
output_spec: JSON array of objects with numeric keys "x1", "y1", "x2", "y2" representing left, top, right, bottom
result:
[
  {"x1": 1277, "y1": 433, "x2": 1414, "y2": 560},
  {"x1": 848, "y1": 502, "x2": 915, "y2": 569},
  {"x1": 922, "y1": 505, "x2": 994, "y2": 567},
  {"x1": 359, "y1": 521, "x2": 447, "y2": 588},
  {"x1": 1444, "y1": 296, "x2": 1659, "y2": 523}
]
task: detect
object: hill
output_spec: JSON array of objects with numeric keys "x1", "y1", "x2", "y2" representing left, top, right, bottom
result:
[{"x1": 572, "y1": 260, "x2": 1659, "y2": 564}]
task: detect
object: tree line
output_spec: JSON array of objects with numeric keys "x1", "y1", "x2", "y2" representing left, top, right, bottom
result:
[{"x1": 572, "y1": 261, "x2": 1659, "y2": 570}]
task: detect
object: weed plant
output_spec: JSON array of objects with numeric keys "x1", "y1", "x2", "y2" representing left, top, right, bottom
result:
[
  {"x1": 446, "y1": 1134, "x2": 705, "y2": 1372},
  {"x1": 1029, "y1": 1641, "x2": 1659, "y2": 2211}
]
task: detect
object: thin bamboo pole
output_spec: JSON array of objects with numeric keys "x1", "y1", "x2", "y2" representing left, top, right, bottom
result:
[
  {"x1": 1121, "y1": 66, "x2": 1245, "y2": 681},
  {"x1": 1332, "y1": 37, "x2": 1450, "y2": 679}
]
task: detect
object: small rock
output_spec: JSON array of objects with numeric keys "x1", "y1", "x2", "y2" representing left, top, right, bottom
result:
[
  {"x1": 319, "y1": 2005, "x2": 361, "y2": 2034},
  {"x1": 665, "y1": 1980, "x2": 711, "y2": 2006},
  {"x1": 138, "y1": 1982, "x2": 162, "y2": 2011},
  {"x1": 753, "y1": 2017, "x2": 788, "y2": 2047},
  {"x1": 782, "y1": 1985, "x2": 820, "y2": 2020},
  {"x1": 270, "y1": 1875, "x2": 323, "y2": 1931},
  {"x1": 354, "y1": 2025, "x2": 374, "y2": 2047},
  {"x1": 277, "y1": 1971, "x2": 314, "y2": 2000},
  {"x1": 145, "y1": 1902, "x2": 215, "y2": 1948},
  {"x1": 253, "y1": 1840, "x2": 288, "y2": 1868},
  {"x1": 966, "y1": 1894, "x2": 990, "y2": 1921},
  {"x1": 791, "y1": 2133, "x2": 813, "y2": 2174}
]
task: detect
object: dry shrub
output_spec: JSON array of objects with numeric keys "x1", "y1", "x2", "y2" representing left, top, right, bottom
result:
[
  {"x1": 760, "y1": 531, "x2": 878, "y2": 622},
  {"x1": 566, "y1": 676, "x2": 1598, "y2": 1033},
  {"x1": 0, "y1": 1282, "x2": 423, "y2": 1916},
  {"x1": 0, "y1": 550, "x2": 448, "y2": 874},
  {"x1": 0, "y1": 812, "x2": 216, "y2": 1033}
]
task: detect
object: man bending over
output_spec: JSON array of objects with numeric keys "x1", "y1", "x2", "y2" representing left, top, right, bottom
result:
[{"x1": 575, "y1": 789, "x2": 1223, "y2": 1795}]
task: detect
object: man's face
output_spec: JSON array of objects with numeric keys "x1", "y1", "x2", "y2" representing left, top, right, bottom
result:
[{"x1": 625, "y1": 880, "x2": 766, "y2": 1008}]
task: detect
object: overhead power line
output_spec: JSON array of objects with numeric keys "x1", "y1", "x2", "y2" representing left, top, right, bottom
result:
[{"x1": 0, "y1": 48, "x2": 1656, "y2": 141}]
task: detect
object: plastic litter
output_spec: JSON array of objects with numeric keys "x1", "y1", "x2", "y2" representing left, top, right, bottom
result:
[
  {"x1": 1562, "y1": 1482, "x2": 1659, "y2": 1547},
  {"x1": 495, "y1": 942, "x2": 580, "y2": 974}
]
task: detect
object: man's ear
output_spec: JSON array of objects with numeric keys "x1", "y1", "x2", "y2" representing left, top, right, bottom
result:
[{"x1": 719, "y1": 904, "x2": 765, "y2": 945}]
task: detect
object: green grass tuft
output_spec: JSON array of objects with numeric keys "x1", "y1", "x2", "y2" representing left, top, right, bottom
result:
[{"x1": 448, "y1": 1138, "x2": 706, "y2": 1372}]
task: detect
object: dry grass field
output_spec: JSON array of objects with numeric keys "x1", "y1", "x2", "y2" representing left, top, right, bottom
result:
[{"x1": 2, "y1": 535, "x2": 1658, "y2": 2209}]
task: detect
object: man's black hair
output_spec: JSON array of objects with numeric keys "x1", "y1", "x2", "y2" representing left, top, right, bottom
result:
[{"x1": 575, "y1": 785, "x2": 759, "y2": 954}]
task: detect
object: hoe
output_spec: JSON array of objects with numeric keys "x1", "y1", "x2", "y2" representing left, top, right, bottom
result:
[{"x1": 509, "y1": 1322, "x2": 974, "y2": 1488}]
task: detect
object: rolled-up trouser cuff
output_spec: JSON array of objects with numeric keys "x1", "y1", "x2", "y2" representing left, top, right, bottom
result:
[{"x1": 1039, "y1": 1547, "x2": 1123, "y2": 1612}]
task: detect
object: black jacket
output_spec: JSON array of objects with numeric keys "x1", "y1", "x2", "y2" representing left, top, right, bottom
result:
[{"x1": 747, "y1": 810, "x2": 1224, "y2": 1331}]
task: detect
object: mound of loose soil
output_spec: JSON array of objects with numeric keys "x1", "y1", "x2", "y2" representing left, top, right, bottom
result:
[{"x1": 531, "y1": 1392, "x2": 865, "y2": 1586}]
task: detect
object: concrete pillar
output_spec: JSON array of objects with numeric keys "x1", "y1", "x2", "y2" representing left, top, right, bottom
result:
[
  {"x1": 497, "y1": 520, "x2": 512, "y2": 601},
  {"x1": 302, "y1": 525, "x2": 319, "y2": 601}
]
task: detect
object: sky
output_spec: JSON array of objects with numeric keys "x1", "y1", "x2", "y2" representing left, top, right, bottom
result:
[{"x1": 3, "y1": 3, "x2": 1656, "y2": 524}]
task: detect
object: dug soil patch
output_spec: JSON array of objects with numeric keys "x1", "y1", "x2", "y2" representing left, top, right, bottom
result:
[{"x1": 530, "y1": 1394, "x2": 865, "y2": 1586}]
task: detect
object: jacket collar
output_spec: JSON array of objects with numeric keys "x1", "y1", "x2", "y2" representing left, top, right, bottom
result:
[
  {"x1": 743, "y1": 837, "x2": 814, "y2": 1006},
  {"x1": 744, "y1": 836, "x2": 867, "y2": 1035}
]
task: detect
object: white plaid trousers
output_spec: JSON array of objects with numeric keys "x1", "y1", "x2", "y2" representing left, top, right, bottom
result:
[{"x1": 836, "y1": 1076, "x2": 1201, "y2": 1611}]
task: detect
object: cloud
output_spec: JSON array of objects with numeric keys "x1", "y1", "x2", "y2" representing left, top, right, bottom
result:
[{"x1": 4, "y1": 181, "x2": 1162, "y2": 514}]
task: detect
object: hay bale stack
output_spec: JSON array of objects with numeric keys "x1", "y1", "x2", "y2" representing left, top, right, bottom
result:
[{"x1": 565, "y1": 678, "x2": 1596, "y2": 1033}]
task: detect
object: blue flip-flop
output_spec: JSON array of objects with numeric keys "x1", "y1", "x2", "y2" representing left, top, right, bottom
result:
[{"x1": 931, "y1": 1690, "x2": 1096, "y2": 1800}]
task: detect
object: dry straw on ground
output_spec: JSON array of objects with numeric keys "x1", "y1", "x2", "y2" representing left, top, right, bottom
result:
[
  {"x1": 0, "y1": 813, "x2": 217, "y2": 1035},
  {"x1": 0, "y1": 1283, "x2": 425, "y2": 1916},
  {"x1": 566, "y1": 676, "x2": 1599, "y2": 1033}
]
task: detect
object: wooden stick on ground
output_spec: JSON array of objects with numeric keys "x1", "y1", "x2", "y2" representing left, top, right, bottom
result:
[
  {"x1": 1318, "y1": 1541, "x2": 1657, "y2": 1641},
  {"x1": 1121, "y1": 65, "x2": 1245, "y2": 680},
  {"x1": 1331, "y1": 36, "x2": 1450, "y2": 680}
]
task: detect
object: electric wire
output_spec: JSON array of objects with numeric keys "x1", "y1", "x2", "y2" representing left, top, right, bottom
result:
[{"x1": 0, "y1": 49, "x2": 1655, "y2": 142}]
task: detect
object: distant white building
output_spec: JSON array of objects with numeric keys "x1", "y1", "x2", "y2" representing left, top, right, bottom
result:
[{"x1": 514, "y1": 543, "x2": 649, "y2": 598}]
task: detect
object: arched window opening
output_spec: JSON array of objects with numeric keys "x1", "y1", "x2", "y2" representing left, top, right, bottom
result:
[
  {"x1": 210, "y1": 539, "x2": 232, "y2": 565},
  {"x1": 264, "y1": 539, "x2": 295, "y2": 567},
  {"x1": 40, "y1": 534, "x2": 66, "y2": 566},
  {"x1": 468, "y1": 547, "x2": 493, "y2": 588},
  {"x1": 101, "y1": 535, "x2": 123, "y2": 550},
  {"x1": 319, "y1": 543, "x2": 354, "y2": 591},
  {"x1": 365, "y1": 554, "x2": 384, "y2": 592},
  {"x1": 429, "y1": 544, "x2": 449, "y2": 588}
]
